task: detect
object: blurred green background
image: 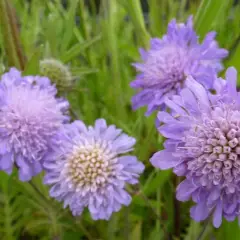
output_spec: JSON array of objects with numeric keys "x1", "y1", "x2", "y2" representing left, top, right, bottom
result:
[{"x1": 0, "y1": 0, "x2": 240, "y2": 239}]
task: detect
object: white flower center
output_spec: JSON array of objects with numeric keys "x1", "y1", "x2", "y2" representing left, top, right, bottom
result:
[{"x1": 65, "y1": 140, "x2": 117, "y2": 193}]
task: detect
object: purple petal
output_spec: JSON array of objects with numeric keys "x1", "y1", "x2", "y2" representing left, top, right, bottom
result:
[
  {"x1": 102, "y1": 125, "x2": 122, "y2": 141},
  {"x1": 150, "y1": 150, "x2": 181, "y2": 170},
  {"x1": 226, "y1": 67, "x2": 237, "y2": 97},
  {"x1": 157, "y1": 111, "x2": 177, "y2": 124},
  {"x1": 185, "y1": 76, "x2": 210, "y2": 112},
  {"x1": 176, "y1": 179, "x2": 198, "y2": 201},
  {"x1": 173, "y1": 163, "x2": 187, "y2": 176},
  {"x1": 94, "y1": 119, "x2": 107, "y2": 134},
  {"x1": 16, "y1": 156, "x2": 33, "y2": 182},
  {"x1": 207, "y1": 187, "x2": 221, "y2": 205},
  {"x1": 165, "y1": 98, "x2": 186, "y2": 115},
  {"x1": 213, "y1": 201, "x2": 223, "y2": 228},
  {"x1": 114, "y1": 188, "x2": 131, "y2": 205},
  {"x1": 190, "y1": 202, "x2": 209, "y2": 222},
  {"x1": 113, "y1": 134, "x2": 136, "y2": 154},
  {"x1": 0, "y1": 153, "x2": 13, "y2": 172},
  {"x1": 139, "y1": 48, "x2": 148, "y2": 61},
  {"x1": 158, "y1": 123, "x2": 188, "y2": 139}
]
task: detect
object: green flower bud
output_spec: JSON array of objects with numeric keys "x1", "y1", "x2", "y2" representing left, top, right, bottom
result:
[{"x1": 40, "y1": 59, "x2": 73, "y2": 91}]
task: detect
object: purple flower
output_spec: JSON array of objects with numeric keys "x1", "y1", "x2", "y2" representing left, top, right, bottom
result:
[
  {"x1": 44, "y1": 119, "x2": 144, "y2": 220},
  {"x1": 150, "y1": 67, "x2": 240, "y2": 228},
  {"x1": 131, "y1": 16, "x2": 228, "y2": 115},
  {"x1": 0, "y1": 68, "x2": 69, "y2": 181}
]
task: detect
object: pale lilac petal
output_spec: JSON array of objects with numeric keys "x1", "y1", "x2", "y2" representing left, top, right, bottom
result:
[
  {"x1": 150, "y1": 150, "x2": 182, "y2": 169},
  {"x1": 226, "y1": 67, "x2": 237, "y2": 97},
  {"x1": 213, "y1": 201, "x2": 223, "y2": 228},
  {"x1": 176, "y1": 179, "x2": 198, "y2": 201},
  {"x1": 190, "y1": 202, "x2": 209, "y2": 222}
]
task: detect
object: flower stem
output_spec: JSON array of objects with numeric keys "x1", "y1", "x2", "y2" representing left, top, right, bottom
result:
[
  {"x1": 29, "y1": 181, "x2": 50, "y2": 204},
  {"x1": 77, "y1": 218, "x2": 94, "y2": 240},
  {"x1": 135, "y1": 186, "x2": 168, "y2": 237},
  {"x1": 173, "y1": 176, "x2": 181, "y2": 238},
  {"x1": 196, "y1": 217, "x2": 211, "y2": 240}
]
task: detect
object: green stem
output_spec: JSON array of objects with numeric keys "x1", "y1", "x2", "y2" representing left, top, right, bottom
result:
[
  {"x1": 156, "y1": 175, "x2": 161, "y2": 233},
  {"x1": 134, "y1": 185, "x2": 168, "y2": 237},
  {"x1": 77, "y1": 218, "x2": 94, "y2": 240},
  {"x1": 29, "y1": 181, "x2": 62, "y2": 239},
  {"x1": 196, "y1": 217, "x2": 211, "y2": 240},
  {"x1": 29, "y1": 181, "x2": 50, "y2": 204},
  {"x1": 0, "y1": 0, "x2": 26, "y2": 69},
  {"x1": 108, "y1": 214, "x2": 118, "y2": 240}
]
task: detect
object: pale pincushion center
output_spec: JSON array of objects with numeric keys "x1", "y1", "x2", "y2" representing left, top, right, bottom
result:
[{"x1": 65, "y1": 141, "x2": 117, "y2": 193}]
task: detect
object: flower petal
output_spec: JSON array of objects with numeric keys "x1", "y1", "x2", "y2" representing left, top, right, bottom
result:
[{"x1": 150, "y1": 150, "x2": 181, "y2": 170}]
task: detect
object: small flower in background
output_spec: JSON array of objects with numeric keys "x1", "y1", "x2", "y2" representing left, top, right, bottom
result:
[
  {"x1": 131, "y1": 16, "x2": 228, "y2": 116},
  {"x1": 40, "y1": 59, "x2": 73, "y2": 91},
  {"x1": 0, "y1": 68, "x2": 69, "y2": 181},
  {"x1": 150, "y1": 67, "x2": 240, "y2": 227},
  {"x1": 44, "y1": 119, "x2": 144, "y2": 220}
]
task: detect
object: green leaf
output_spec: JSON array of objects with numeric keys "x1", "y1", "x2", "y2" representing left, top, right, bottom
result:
[
  {"x1": 60, "y1": 0, "x2": 79, "y2": 53},
  {"x1": 143, "y1": 170, "x2": 172, "y2": 196},
  {"x1": 62, "y1": 231, "x2": 83, "y2": 240},
  {"x1": 194, "y1": 0, "x2": 233, "y2": 37},
  {"x1": 23, "y1": 47, "x2": 42, "y2": 75},
  {"x1": 216, "y1": 219, "x2": 240, "y2": 240},
  {"x1": 226, "y1": 42, "x2": 240, "y2": 76},
  {"x1": 60, "y1": 35, "x2": 101, "y2": 63},
  {"x1": 0, "y1": 172, "x2": 27, "y2": 240},
  {"x1": 131, "y1": 222, "x2": 142, "y2": 240}
]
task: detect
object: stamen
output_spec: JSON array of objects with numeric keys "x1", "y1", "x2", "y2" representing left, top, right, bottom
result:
[{"x1": 66, "y1": 141, "x2": 116, "y2": 193}]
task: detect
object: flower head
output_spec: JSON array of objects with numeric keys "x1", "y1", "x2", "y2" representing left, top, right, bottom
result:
[
  {"x1": 44, "y1": 119, "x2": 144, "y2": 220},
  {"x1": 150, "y1": 67, "x2": 240, "y2": 227},
  {"x1": 131, "y1": 16, "x2": 228, "y2": 115},
  {"x1": 0, "y1": 68, "x2": 69, "y2": 181},
  {"x1": 40, "y1": 59, "x2": 73, "y2": 91}
]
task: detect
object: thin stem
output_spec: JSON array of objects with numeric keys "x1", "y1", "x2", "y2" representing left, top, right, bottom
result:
[
  {"x1": 138, "y1": 190, "x2": 161, "y2": 221},
  {"x1": 6, "y1": 0, "x2": 26, "y2": 69},
  {"x1": 75, "y1": 217, "x2": 94, "y2": 240},
  {"x1": 124, "y1": 207, "x2": 130, "y2": 240},
  {"x1": 136, "y1": 188, "x2": 168, "y2": 237},
  {"x1": 196, "y1": 217, "x2": 211, "y2": 240},
  {"x1": 29, "y1": 181, "x2": 50, "y2": 204},
  {"x1": 173, "y1": 176, "x2": 181, "y2": 238},
  {"x1": 69, "y1": 107, "x2": 80, "y2": 120},
  {"x1": 156, "y1": 174, "x2": 161, "y2": 233}
]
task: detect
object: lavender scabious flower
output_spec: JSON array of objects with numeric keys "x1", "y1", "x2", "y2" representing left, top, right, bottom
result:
[
  {"x1": 131, "y1": 16, "x2": 228, "y2": 116},
  {"x1": 150, "y1": 67, "x2": 240, "y2": 228},
  {"x1": 0, "y1": 68, "x2": 69, "y2": 181},
  {"x1": 44, "y1": 119, "x2": 144, "y2": 220}
]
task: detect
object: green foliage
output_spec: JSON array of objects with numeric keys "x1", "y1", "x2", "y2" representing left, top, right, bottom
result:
[
  {"x1": 0, "y1": 172, "x2": 27, "y2": 240},
  {"x1": 0, "y1": 0, "x2": 240, "y2": 239}
]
